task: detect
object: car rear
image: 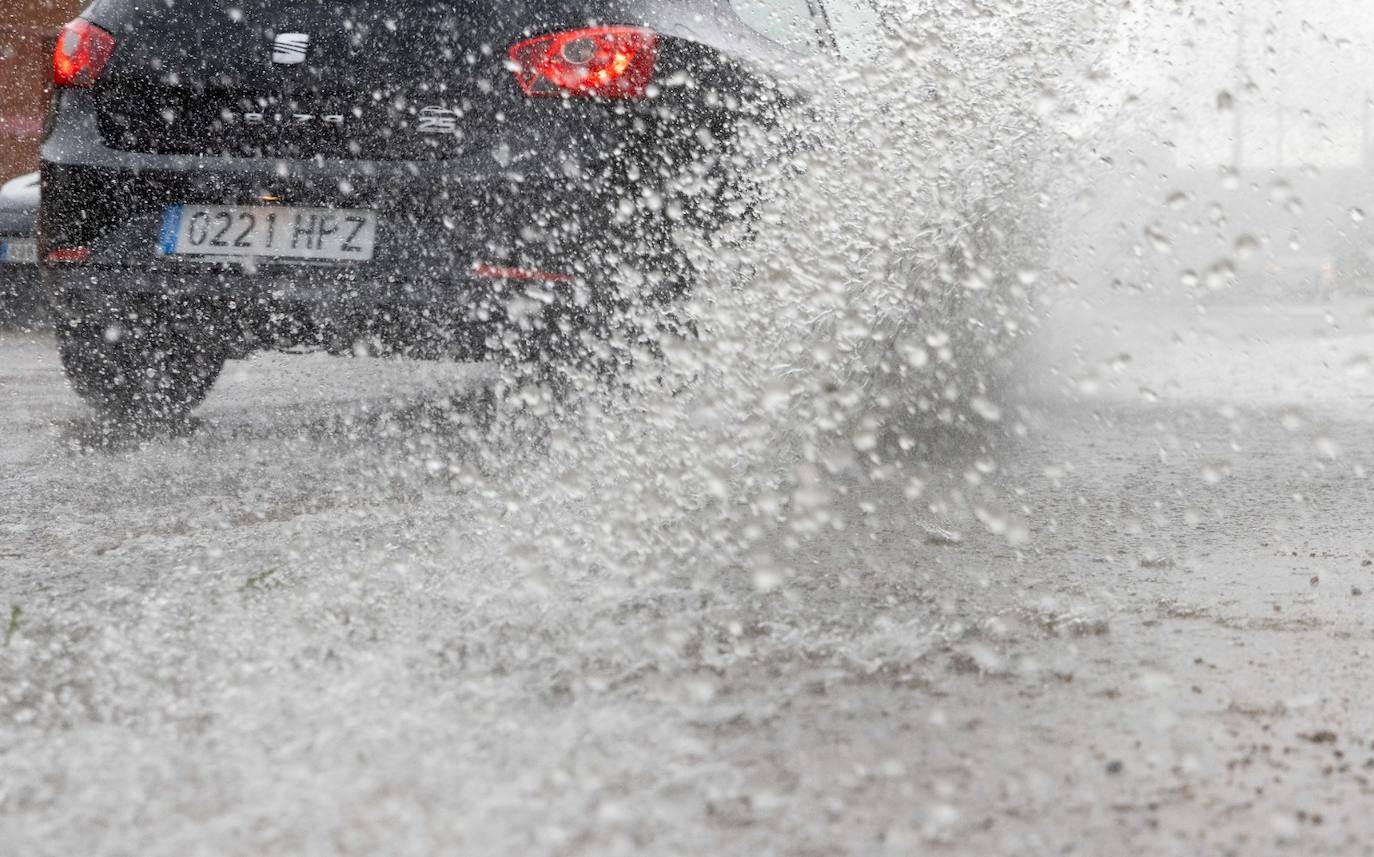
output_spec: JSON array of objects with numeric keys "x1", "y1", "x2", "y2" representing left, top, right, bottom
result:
[
  {"x1": 50, "y1": 4, "x2": 783, "y2": 314},
  {"x1": 40, "y1": 0, "x2": 795, "y2": 418}
]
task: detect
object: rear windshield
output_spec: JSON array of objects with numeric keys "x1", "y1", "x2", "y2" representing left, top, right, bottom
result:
[{"x1": 730, "y1": 0, "x2": 892, "y2": 59}]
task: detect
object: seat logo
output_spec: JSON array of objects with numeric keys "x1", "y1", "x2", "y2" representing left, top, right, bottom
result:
[{"x1": 272, "y1": 33, "x2": 310, "y2": 65}]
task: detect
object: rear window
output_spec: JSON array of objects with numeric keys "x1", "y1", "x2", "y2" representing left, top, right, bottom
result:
[
  {"x1": 731, "y1": 0, "x2": 892, "y2": 60},
  {"x1": 823, "y1": 2, "x2": 889, "y2": 60},
  {"x1": 730, "y1": 0, "x2": 825, "y2": 51}
]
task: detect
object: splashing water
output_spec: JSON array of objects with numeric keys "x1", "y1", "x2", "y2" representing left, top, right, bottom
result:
[
  {"x1": 464, "y1": 0, "x2": 1109, "y2": 585},
  {"x1": 1, "y1": 2, "x2": 1123, "y2": 854}
]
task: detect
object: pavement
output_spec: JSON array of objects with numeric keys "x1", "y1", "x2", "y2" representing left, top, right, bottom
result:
[{"x1": 3, "y1": 278, "x2": 1374, "y2": 855}]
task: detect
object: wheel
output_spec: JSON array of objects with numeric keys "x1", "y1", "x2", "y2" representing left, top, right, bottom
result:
[{"x1": 53, "y1": 292, "x2": 228, "y2": 423}]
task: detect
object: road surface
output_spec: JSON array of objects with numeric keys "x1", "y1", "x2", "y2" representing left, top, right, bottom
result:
[{"x1": 3, "y1": 281, "x2": 1374, "y2": 855}]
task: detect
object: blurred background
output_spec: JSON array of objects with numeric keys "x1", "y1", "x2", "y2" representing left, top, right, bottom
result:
[
  {"x1": 0, "y1": 1, "x2": 79, "y2": 181},
  {"x1": 1068, "y1": 1, "x2": 1374, "y2": 299}
]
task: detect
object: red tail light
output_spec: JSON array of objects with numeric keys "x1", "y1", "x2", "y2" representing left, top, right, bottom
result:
[
  {"x1": 54, "y1": 19, "x2": 115, "y2": 88},
  {"x1": 508, "y1": 26, "x2": 657, "y2": 99}
]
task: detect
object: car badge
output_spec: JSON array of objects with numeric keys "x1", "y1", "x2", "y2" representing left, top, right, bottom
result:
[{"x1": 272, "y1": 33, "x2": 310, "y2": 65}]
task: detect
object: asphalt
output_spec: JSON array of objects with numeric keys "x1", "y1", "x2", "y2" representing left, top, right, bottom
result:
[{"x1": 3, "y1": 279, "x2": 1374, "y2": 855}]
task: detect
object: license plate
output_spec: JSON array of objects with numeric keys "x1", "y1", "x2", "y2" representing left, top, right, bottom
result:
[
  {"x1": 158, "y1": 205, "x2": 377, "y2": 262},
  {"x1": 0, "y1": 239, "x2": 36, "y2": 264}
]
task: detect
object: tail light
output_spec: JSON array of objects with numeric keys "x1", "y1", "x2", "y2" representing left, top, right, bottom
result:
[
  {"x1": 53, "y1": 19, "x2": 116, "y2": 88},
  {"x1": 508, "y1": 26, "x2": 657, "y2": 99}
]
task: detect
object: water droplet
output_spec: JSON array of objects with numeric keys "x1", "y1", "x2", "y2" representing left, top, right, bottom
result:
[
  {"x1": 971, "y1": 397, "x2": 1002, "y2": 422},
  {"x1": 753, "y1": 567, "x2": 782, "y2": 593},
  {"x1": 1200, "y1": 461, "x2": 1231, "y2": 484},
  {"x1": 1144, "y1": 224, "x2": 1172, "y2": 253},
  {"x1": 1205, "y1": 260, "x2": 1236, "y2": 291}
]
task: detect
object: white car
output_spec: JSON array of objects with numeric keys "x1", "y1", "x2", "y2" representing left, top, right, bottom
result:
[{"x1": 0, "y1": 171, "x2": 40, "y2": 324}]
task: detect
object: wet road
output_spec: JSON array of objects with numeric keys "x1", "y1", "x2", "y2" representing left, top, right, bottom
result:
[{"x1": 4, "y1": 283, "x2": 1374, "y2": 855}]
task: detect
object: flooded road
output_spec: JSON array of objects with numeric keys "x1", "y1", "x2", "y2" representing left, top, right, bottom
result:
[{"x1": 4, "y1": 281, "x2": 1374, "y2": 855}]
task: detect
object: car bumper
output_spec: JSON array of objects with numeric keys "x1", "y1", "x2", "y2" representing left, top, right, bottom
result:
[
  {"x1": 46, "y1": 259, "x2": 643, "y2": 361},
  {"x1": 43, "y1": 260, "x2": 592, "y2": 307},
  {"x1": 40, "y1": 89, "x2": 686, "y2": 296}
]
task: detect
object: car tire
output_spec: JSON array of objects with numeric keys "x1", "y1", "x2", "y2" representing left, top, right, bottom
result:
[{"x1": 53, "y1": 292, "x2": 228, "y2": 423}]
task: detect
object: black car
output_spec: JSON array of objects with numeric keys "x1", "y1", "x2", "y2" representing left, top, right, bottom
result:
[
  {"x1": 0, "y1": 172, "x2": 41, "y2": 325},
  {"x1": 41, "y1": 0, "x2": 869, "y2": 420}
]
